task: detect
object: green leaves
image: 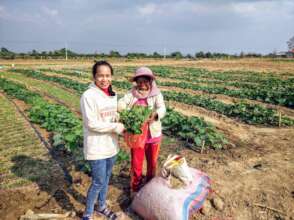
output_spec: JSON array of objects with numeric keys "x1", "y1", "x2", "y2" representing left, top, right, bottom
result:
[
  {"x1": 163, "y1": 91, "x2": 294, "y2": 126},
  {"x1": 0, "y1": 78, "x2": 42, "y2": 104},
  {"x1": 162, "y1": 108, "x2": 227, "y2": 150},
  {"x1": 10, "y1": 69, "x2": 88, "y2": 95},
  {"x1": 52, "y1": 133, "x2": 64, "y2": 147},
  {"x1": 117, "y1": 149, "x2": 130, "y2": 163},
  {"x1": 151, "y1": 66, "x2": 294, "y2": 108},
  {"x1": 119, "y1": 105, "x2": 152, "y2": 134},
  {"x1": 29, "y1": 102, "x2": 83, "y2": 152},
  {"x1": 0, "y1": 78, "x2": 83, "y2": 153}
]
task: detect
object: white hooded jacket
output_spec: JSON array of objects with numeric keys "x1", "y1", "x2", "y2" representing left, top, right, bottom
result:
[{"x1": 80, "y1": 83, "x2": 121, "y2": 160}]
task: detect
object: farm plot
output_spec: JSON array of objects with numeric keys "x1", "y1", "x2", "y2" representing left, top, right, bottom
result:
[
  {"x1": 1, "y1": 63, "x2": 294, "y2": 220},
  {"x1": 5, "y1": 67, "x2": 294, "y2": 152}
]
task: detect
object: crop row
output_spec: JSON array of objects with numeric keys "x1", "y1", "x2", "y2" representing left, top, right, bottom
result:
[
  {"x1": 0, "y1": 77, "x2": 227, "y2": 150},
  {"x1": 163, "y1": 91, "x2": 294, "y2": 126},
  {"x1": 10, "y1": 69, "x2": 87, "y2": 94},
  {"x1": 151, "y1": 66, "x2": 294, "y2": 84},
  {"x1": 158, "y1": 81, "x2": 294, "y2": 108},
  {"x1": 39, "y1": 66, "x2": 294, "y2": 91},
  {"x1": 39, "y1": 68, "x2": 90, "y2": 79},
  {"x1": 152, "y1": 67, "x2": 294, "y2": 98},
  {"x1": 162, "y1": 108, "x2": 227, "y2": 150},
  {"x1": 10, "y1": 68, "x2": 133, "y2": 93}
]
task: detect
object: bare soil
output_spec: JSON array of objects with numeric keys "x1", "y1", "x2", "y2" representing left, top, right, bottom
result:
[{"x1": 167, "y1": 100, "x2": 294, "y2": 219}]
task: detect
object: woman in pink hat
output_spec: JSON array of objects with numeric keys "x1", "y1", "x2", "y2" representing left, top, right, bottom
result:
[{"x1": 118, "y1": 67, "x2": 166, "y2": 197}]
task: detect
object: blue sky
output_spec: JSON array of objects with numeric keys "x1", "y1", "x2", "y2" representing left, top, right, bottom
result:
[{"x1": 0, "y1": 0, "x2": 293, "y2": 54}]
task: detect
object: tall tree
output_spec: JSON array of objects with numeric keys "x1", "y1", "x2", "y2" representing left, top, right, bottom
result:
[
  {"x1": 170, "y1": 51, "x2": 183, "y2": 59},
  {"x1": 109, "y1": 50, "x2": 121, "y2": 57},
  {"x1": 287, "y1": 36, "x2": 294, "y2": 51}
]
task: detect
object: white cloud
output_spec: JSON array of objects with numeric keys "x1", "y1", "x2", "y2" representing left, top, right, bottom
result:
[
  {"x1": 137, "y1": 3, "x2": 158, "y2": 16},
  {"x1": 0, "y1": 5, "x2": 38, "y2": 23},
  {"x1": 231, "y1": 0, "x2": 294, "y2": 17},
  {"x1": 231, "y1": 2, "x2": 258, "y2": 14},
  {"x1": 39, "y1": 6, "x2": 62, "y2": 26},
  {"x1": 0, "y1": 5, "x2": 8, "y2": 19},
  {"x1": 0, "y1": 5, "x2": 4, "y2": 14},
  {"x1": 41, "y1": 6, "x2": 59, "y2": 17}
]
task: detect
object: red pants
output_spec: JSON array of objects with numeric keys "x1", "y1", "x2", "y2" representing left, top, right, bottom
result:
[{"x1": 130, "y1": 142, "x2": 160, "y2": 192}]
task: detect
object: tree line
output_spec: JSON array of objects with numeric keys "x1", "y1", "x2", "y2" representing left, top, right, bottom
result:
[{"x1": 0, "y1": 47, "x2": 292, "y2": 60}]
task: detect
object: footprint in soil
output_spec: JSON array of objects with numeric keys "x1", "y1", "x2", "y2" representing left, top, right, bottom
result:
[{"x1": 253, "y1": 163, "x2": 262, "y2": 170}]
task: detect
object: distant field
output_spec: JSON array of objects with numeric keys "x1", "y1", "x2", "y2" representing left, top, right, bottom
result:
[{"x1": 1, "y1": 57, "x2": 294, "y2": 74}]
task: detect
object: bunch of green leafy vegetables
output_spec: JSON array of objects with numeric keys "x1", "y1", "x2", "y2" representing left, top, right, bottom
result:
[{"x1": 119, "y1": 105, "x2": 152, "y2": 134}]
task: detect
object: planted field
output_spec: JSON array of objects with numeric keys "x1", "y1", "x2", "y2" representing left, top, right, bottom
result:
[
  {"x1": 0, "y1": 71, "x2": 81, "y2": 111},
  {"x1": 0, "y1": 76, "x2": 226, "y2": 151},
  {"x1": 0, "y1": 93, "x2": 61, "y2": 189},
  {"x1": 0, "y1": 59, "x2": 293, "y2": 219}
]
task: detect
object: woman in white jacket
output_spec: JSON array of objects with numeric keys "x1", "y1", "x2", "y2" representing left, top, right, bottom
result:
[
  {"x1": 80, "y1": 61, "x2": 124, "y2": 220},
  {"x1": 118, "y1": 67, "x2": 166, "y2": 196}
]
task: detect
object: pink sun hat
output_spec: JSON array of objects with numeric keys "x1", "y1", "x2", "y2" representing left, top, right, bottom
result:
[{"x1": 131, "y1": 67, "x2": 156, "y2": 82}]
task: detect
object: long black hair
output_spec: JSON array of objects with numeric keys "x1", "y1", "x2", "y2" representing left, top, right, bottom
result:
[{"x1": 92, "y1": 60, "x2": 115, "y2": 96}]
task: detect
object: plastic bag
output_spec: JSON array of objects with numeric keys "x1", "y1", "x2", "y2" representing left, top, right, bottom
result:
[
  {"x1": 161, "y1": 154, "x2": 193, "y2": 185},
  {"x1": 131, "y1": 168, "x2": 211, "y2": 220},
  {"x1": 124, "y1": 122, "x2": 148, "y2": 148}
]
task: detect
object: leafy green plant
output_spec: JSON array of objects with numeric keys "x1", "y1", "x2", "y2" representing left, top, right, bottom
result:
[
  {"x1": 10, "y1": 69, "x2": 88, "y2": 94},
  {"x1": 29, "y1": 100, "x2": 83, "y2": 152},
  {"x1": 159, "y1": 80, "x2": 294, "y2": 108},
  {"x1": 117, "y1": 149, "x2": 130, "y2": 163},
  {"x1": 162, "y1": 108, "x2": 228, "y2": 150},
  {"x1": 0, "y1": 78, "x2": 82, "y2": 152},
  {"x1": 119, "y1": 106, "x2": 152, "y2": 134},
  {"x1": 0, "y1": 78, "x2": 42, "y2": 104}
]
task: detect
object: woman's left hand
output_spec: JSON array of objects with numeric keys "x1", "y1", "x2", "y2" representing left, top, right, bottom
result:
[{"x1": 147, "y1": 112, "x2": 158, "y2": 123}]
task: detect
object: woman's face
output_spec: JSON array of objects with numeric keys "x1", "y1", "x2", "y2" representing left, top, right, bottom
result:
[
  {"x1": 135, "y1": 76, "x2": 151, "y2": 91},
  {"x1": 94, "y1": 65, "x2": 112, "y2": 89}
]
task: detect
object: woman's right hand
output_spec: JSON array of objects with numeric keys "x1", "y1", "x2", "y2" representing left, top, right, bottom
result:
[{"x1": 114, "y1": 123, "x2": 125, "y2": 135}]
